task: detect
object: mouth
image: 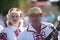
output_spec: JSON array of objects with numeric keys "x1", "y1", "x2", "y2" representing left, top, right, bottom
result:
[{"x1": 13, "y1": 20, "x2": 18, "y2": 22}]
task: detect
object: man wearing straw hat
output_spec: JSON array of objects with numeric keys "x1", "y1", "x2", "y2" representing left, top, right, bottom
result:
[{"x1": 18, "y1": 7, "x2": 54, "y2": 40}]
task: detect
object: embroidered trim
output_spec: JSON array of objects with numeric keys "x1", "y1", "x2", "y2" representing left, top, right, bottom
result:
[
  {"x1": 0, "y1": 33, "x2": 7, "y2": 40},
  {"x1": 14, "y1": 29, "x2": 20, "y2": 37},
  {"x1": 27, "y1": 24, "x2": 47, "y2": 40}
]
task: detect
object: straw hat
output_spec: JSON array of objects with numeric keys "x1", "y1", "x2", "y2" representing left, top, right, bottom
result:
[{"x1": 28, "y1": 7, "x2": 43, "y2": 16}]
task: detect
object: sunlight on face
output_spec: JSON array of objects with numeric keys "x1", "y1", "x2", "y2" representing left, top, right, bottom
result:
[{"x1": 9, "y1": 13, "x2": 20, "y2": 24}]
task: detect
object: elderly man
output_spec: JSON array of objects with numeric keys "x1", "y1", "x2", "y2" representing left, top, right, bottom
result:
[{"x1": 18, "y1": 7, "x2": 54, "y2": 40}]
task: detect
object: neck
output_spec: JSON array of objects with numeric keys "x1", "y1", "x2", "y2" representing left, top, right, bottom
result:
[
  {"x1": 32, "y1": 23, "x2": 41, "y2": 34},
  {"x1": 12, "y1": 22, "x2": 20, "y2": 28}
]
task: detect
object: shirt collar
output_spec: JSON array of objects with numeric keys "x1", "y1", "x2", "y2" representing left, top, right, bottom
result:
[{"x1": 27, "y1": 23, "x2": 47, "y2": 33}]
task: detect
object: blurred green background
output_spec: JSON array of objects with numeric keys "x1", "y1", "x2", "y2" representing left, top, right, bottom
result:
[
  {"x1": 0, "y1": 0, "x2": 60, "y2": 16},
  {"x1": 0, "y1": 0, "x2": 30, "y2": 16}
]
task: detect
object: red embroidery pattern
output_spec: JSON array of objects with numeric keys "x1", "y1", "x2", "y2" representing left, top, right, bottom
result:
[
  {"x1": 27, "y1": 24, "x2": 47, "y2": 40},
  {"x1": 10, "y1": 8, "x2": 13, "y2": 12},
  {"x1": 14, "y1": 29, "x2": 20, "y2": 37},
  {"x1": 33, "y1": 31, "x2": 46, "y2": 40},
  {"x1": 0, "y1": 33, "x2": 7, "y2": 40}
]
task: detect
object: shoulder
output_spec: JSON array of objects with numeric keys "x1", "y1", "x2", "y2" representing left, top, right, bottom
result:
[
  {"x1": 41, "y1": 22, "x2": 54, "y2": 37},
  {"x1": 41, "y1": 22, "x2": 54, "y2": 31},
  {"x1": 41, "y1": 22, "x2": 54, "y2": 29},
  {"x1": 0, "y1": 27, "x2": 16, "y2": 40},
  {"x1": 1, "y1": 27, "x2": 12, "y2": 34},
  {"x1": 18, "y1": 29, "x2": 29, "y2": 40},
  {"x1": 19, "y1": 26, "x2": 30, "y2": 37}
]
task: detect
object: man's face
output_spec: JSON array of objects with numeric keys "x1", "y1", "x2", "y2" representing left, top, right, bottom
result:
[{"x1": 29, "y1": 14, "x2": 42, "y2": 25}]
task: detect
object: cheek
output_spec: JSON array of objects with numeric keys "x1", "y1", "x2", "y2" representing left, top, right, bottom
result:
[{"x1": 9, "y1": 18, "x2": 13, "y2": 23}]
